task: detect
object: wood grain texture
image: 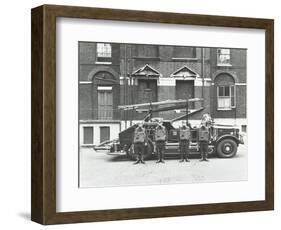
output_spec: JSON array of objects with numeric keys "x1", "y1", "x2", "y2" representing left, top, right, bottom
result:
[
  {"x1": 31, "y1": 4, "x2": 274, "y2": 225},
  {"x1": 31, "y1": 6, "x2": 44, "y2": 224},
  {"x1": 265, "y1": 19, "x2": 274, "y2": 210}
]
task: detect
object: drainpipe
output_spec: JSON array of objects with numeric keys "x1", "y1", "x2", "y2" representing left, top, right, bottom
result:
[
  {"x1": 201, "y1": 47, "x2": 205, "y2": 108},
  {"x1": 129, "y1": 45, "x2": 133, "y2": 126},
  {"x1": 124, "y1": 45, "x2": 127, "y2": 129}
]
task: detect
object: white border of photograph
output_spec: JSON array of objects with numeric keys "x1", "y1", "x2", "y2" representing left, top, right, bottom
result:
[{"x1": 56, "y1": 17, "x2": 265, "y2": 212}]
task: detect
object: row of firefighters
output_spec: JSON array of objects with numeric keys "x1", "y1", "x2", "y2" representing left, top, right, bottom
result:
[{"x1": 133, "y1": 120, "x2": 211, "y2": 164}]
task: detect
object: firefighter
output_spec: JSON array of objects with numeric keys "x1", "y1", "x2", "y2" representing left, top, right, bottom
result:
[
  {"x1": 201, "y1": 113, "x2": 213, "y2": 128},
  {"x1": 198, "y1": 125, "x2": 210, "y2": 162},
  {"x1": 133, "y1": 123, "x2": 146, "y2": 164},
  {"x1": 179, "y1": 121, "x2": 191, "y2": 162},
  {"x1": 154, "y1": 122, "x2": 167, "y2": 163}
]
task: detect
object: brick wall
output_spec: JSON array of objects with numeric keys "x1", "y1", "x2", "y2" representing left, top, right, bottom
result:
[
  {"x1": 79, "y1": 84, "x2": 92, "y2": 120},
  {"x1": 79, "y1": 42, "x2": 247, "y2": 123},
  {"x1": 236, "y1": 85, "x2": 247, "y2": 118},
  {"x1": 79, "y1": 42, "x2": 121, "y2": 81}
]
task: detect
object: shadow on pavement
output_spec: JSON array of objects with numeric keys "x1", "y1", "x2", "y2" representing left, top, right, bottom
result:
[
  {"x1": 107, "y1": 155, "x2": 130, "y2": 162},
  {"x1": 104, "y1": 152, "x2": 231, "y2": 162},
  {"x1": 17, "y1": 212, "x2": 31, "y2": 220}
]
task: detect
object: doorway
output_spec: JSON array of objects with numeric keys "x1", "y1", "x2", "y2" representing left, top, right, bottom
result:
[{"x1": 176, "y1": 80, "x2": 194, "y2": 108}]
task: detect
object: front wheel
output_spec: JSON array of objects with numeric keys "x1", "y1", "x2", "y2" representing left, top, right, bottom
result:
[{"x1": 216, "y1": 139, "x2": 237, "y2": 158}]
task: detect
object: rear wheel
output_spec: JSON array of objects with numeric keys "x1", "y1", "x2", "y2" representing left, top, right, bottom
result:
[
  {"x1": 216, "y1": 139, "x2": 237, "y2": 158},
  {"x1": 126, "y1": 141, "x2": 154, "y2": 160}
]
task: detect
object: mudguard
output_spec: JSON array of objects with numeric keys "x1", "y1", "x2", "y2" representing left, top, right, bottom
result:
[{"x1": 215, "y1": 135, "x2": 241, "y2": 145}]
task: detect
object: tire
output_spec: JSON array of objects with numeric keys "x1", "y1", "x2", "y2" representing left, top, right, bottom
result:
[
  {"x1": 216, "y1": 139, "x2": 238, "y2": 158},
  {"x1": 207, "y1": 146, "x2": 215, "y2": 155},
  {"x1": 127, "y1": 141, "x2": 154, "y2": 160}
]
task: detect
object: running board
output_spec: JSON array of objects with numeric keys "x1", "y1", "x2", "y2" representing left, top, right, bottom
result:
[{"x1": 165, "y1": 142, "x2": 200, "y2": 150}]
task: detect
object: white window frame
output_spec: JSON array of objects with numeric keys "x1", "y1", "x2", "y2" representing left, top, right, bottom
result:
[
  {"x1": 217, "y1": 48, "x2": 231, "y2": 66},
  {"x1": 97, "y1": 86, "x2": 112, "y2": 91},
  {"x1": 217, "y1": 85, "x2": 236, "y2": 110},
  {"x1": 96, "y1": 43, "x2": 112, "y2": 64}
]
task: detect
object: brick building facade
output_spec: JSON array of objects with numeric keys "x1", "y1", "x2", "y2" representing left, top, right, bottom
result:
[{"x1": 79, "y1": 42, "x2": 247, "y2": 146}]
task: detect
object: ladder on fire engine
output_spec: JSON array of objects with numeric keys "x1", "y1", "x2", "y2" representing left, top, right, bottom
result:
[{"x1": 118, "y1": 98, "x2": 204, "y2": 122}]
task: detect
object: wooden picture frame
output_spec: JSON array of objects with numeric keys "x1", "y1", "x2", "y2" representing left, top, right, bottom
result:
[{"x1": 31, "y1": 4, "x2": 274, "y2": 225}]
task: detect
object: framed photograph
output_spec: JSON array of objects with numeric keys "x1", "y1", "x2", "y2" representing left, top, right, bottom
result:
[{"x1": 31, "y1": 4, "x2": 274, "y2": 225}]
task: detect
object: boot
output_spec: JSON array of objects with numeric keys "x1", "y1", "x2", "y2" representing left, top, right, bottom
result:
[
  {"x1": 134, "y1": 159, "x2": 140, "y2": 164},
  {"x1": 200, "y1": 153, "x2": 209, "y2": 162},
  {"x1": 157, "y1": 157, "x2": 164, "y2": 163},
  {"x1": 134, "y1": 154, "x2": 141, "y2": 164},
  {"x1": 203, "y1": 154, "x2": 209, "y2": 161},
  {"x1": 159, "y1": 157, "x2": 165, "y2": 163},
  {"x1": 140, "y1": 155, "x2": 145, "y2": 164},
  {"x1": 156, "y1": 151, "x2": 161, "y2": 163},
  {"x1": 160, "y1": 153, "x2": 165, "y2": 163},
  {"x1": 179, "y1": 153, "x2": 184, "y2": 162},
  {"x1": 186, "y1": 150, "x2": 190, "y2": 162},
  {"x1": 199, "y1": 153, "x2": 205, "y2": 162}
]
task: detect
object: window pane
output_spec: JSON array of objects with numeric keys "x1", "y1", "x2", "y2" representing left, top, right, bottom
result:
[
  {"x1": 220, "y1": 49, "x2": 230, "y2": 54},
  {"x1": 97, "y1": 43, "x2": 112, "y2": 57},
  {"x1": 218, "y1": 98, "x2": 231, "y2": 109},
  {"x1": 217, "y1": 48, "x2": 230, "y2": 65},
  {"x1": 218, "y1": 86, "x2": 224, "y2": 96},
  {"x1": 224, "y1": 98, "x2": 231, "y2": 108},
  {"x1": 225, "y1": 86, "x2": 230, "y2": 96},
  {"x1": 98, "y1": 91, "x2": 104, "y2": 104},
  {"x1": 218, "y1": 98, "x2": 224, "y2": 108},
  {"x1": 106, "y1": 91, "x2": 113, "y2": 104},
  {"x1": 98, "y1": 90, "x2": 113, "y2": 120}
]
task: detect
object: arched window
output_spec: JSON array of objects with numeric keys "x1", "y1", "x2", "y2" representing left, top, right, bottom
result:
[
  {"x1": 94, "y1": 72, "x2": 115, "y2": 120},
  {"x1": 215, "y1": 73, "x2": 236, "y2": 110}
]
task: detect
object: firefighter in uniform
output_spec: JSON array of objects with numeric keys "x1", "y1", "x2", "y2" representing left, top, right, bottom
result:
[
  {"x1": 154, "y1": 122, "x2": 167, "y2": 163},
  {"x1": 133, "y1": 123, "x2": 146, "y2": 164},
  {"x1": 198, "y1": 125, "x2": 210, "y2": 162},
  {"x1": 179, "y1": 121, "x2": 191, "y2": 162},
  {"x1": 201, "y1": 113, "x2": 213, "y2": 128}
]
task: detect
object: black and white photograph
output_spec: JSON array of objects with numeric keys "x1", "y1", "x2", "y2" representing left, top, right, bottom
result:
[{"x1": 78, "y1": 42, "x2": 247, "y2": 188}]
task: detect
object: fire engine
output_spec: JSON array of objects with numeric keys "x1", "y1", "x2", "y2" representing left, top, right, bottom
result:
[{"x1": 94, "y1": 98, "x2": 244, "y2": 160}]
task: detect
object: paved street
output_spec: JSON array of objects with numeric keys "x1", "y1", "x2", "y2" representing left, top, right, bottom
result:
[{"x1": 79, "y1": 142, "x2": 248, "y2": 188}]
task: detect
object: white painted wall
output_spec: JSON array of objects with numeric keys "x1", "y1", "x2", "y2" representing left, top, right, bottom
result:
[
  {"x1": 80, "y1": 123, "x2": 121, "y2": 145},
  {"x1": 0, "y1": 0, "x2": 279, "y2": 229}
]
